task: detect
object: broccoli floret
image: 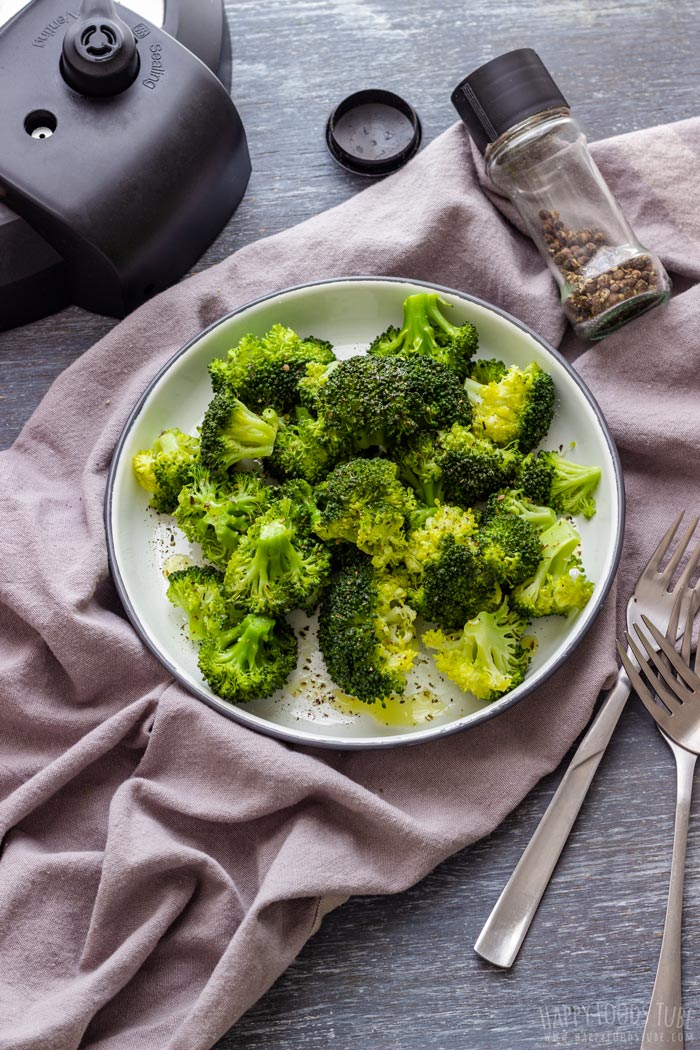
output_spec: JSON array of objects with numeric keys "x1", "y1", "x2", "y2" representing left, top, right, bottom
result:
[
  {"x1": 483, "y1": 490, "x2": 557, "y2": 533},
  {"x1": 208, "y1": 325, "x2": 336, "y2": 412},
  {"x1": 403, "y1": 503, "x2": 478, "y2": 572},
  {"x1": 404, "y1": 504, "x2": 500, "y2": 629},
  {"x1": 395, "y1": 433, "x2": 445, "y2": 507},
  {"x1": 466, "y1": 362, "x2": 555, "y2": 453},
  {"x1": 224, "y1": 498, "x2": 331, "y2": 615},
  {"x1": 297, "y1": 359, "x2": 341, "y2": 412},
  {"x1": 469, "y1": 358, "x2": 508, "y2": 383},
  {"x1": 318, "y1": 549, "x2": 417, "y2": 703},
  {"x1": 424, "y1": 599, "x2": 534, "y2": 702},
  {"x1": 396, "y1": 425, "x2": 521, "y2": 509},
  {"x1": 408, "y1": 505, "x2": 438, "y2": 532},
  {"x1": 133, "y1": 428, "x2": 200, "y2": 513},
  {"x1": 174, "y1": 469, "x2": 272, "y2": 568},
  {"x1": 276, "y1": 477, "x2": 320, "y2": 527},
  {"x1": 368, "y1": 293, "x2": 478, "y2": 380},
  {"x1": 313, "y1": 354, "x2": 472, "y2": 451},
  {"x1": 268, "y1": 407, "x2": 349, "y2": 484},
  {"x1": 512, "y1": 518, "x2": 595, "y2": 617},
  {"x1": 200, "y1": 389, "x2": 279, "y2": 472},
  {"x1": 438, "y1": 425, "x2": 522, "y2": 507},
  {"x1": 314, "y1": 458, "x2": 417, "y2": 569},
  {"x1": 516, "y1": 451, "x2": 554, "y2": 506},
  {"x1": 198, "y1": 613, "x2": 297, "y2": 703},
  {"x1": 519, "y1": 450, "x2": 602, "y2": 520},
  {"x1": 166, "y1": 565, "x2": 235, "y2": 641},
  {"x1": 477, "y1": 513, "x2": 542, "y2": 588}
]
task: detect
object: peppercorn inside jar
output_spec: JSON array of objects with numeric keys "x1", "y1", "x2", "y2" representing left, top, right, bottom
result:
[
  {"x1": 538, "y1": 209, "x2": 670, "y2": 339},
  {"x1": 452, "y1": 49, "x2": 671, "y2": 341}
]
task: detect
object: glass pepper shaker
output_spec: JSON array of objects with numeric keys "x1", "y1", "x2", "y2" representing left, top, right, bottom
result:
[{"x1": 452, "y1": 48, "x2": 671, "y2": 341}]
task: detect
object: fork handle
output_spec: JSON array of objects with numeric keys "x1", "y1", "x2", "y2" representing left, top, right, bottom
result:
[
  {"x1": 641, "y1": 737, "x2": 696, "y2": 1048},
  {"x1": 474, "y1": 670, "x2": 631, "y2": 968}
]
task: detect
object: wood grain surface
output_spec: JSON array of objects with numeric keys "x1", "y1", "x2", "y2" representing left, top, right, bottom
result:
[{"x1": 2, "y1": 1, "x2": 700, "y2": 1047}]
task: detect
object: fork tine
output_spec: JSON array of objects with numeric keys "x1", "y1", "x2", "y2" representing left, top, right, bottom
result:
[
  {"x1": 617, "y1": 640, "x2": 675, "y2": 731},
  {"x1": 682, "y1": 589, "x2": 697, "y2": 666},
  {"x1": 663, "y1": 535, "x2": 700, "y2": 653},
  {"x1": 625, "y1": 631, "x2": 689, "y2": 710},
  {"x1": 645, "y1": 510, "x2": 687, "y2": 576},
  {"x1": 671, "y1": 535, "x2": 700, "y2": 593},
  {"x1": 640, "y1": 615, "x2": 700, "y2": 691},
  {"x1": 693, "y1": 594, "x2": 700, "y2": 676},
  {"x1": 659, "y1": 515, "x2": 699, "y2": 583},
  {"x1": 632, "y1": 623, "x2": 695, "y2": 700}
]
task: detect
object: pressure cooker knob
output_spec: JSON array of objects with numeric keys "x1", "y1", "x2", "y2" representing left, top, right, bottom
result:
[{"x1": 60, "y1": 0, "x2": 139, "y2": 98}]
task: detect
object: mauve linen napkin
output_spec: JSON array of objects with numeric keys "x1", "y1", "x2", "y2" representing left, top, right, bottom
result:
[{"x1": 2, "y1": 115, "x2": 700, "y2": 1050}]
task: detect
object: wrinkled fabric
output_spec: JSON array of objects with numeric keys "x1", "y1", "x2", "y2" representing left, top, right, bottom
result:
[{"x1": 1, "y1": 116, "x2": 700, "y2": 1050}]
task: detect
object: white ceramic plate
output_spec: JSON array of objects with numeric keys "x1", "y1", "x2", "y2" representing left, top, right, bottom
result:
[{"x1": 106, "y1": 278, "x2": 624, "y2": 748}]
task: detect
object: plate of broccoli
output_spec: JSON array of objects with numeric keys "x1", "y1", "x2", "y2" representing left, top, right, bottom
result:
[{"x1": 106, "y1": 278, "x2": 624, "y2": 749}]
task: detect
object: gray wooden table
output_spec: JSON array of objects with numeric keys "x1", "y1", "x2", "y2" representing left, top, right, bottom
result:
[{"x1": 2, "y1": 1, "x2": 699, "y2": 1047}]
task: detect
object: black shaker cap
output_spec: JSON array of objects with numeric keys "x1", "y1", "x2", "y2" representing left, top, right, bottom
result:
[
  {"x1": 326, "y1": 89, "x2": 422, "y2": 176},
  {"x1": 451, "y1": 48, "x2": 568, "y2": 154}
]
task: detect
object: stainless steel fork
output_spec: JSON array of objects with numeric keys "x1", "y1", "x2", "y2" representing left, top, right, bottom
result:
[
  {"x1": 619, "y1": 595, "x2": 700, "y2": 1048},
  {"x1": 475, "y1": 511, "x2": 700, "y2": 969}
]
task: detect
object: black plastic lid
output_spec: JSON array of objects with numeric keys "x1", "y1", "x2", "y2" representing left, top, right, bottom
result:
[
  {"x1": 451, "y1": 48, "x2": 568, "y2": 154},
  {"x1": 326, "y1": 89, "x2": 422, "y2": 176}
]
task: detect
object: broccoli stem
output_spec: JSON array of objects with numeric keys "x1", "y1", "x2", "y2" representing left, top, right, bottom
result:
[
  {"x1": 398, "y1": 460, "x2": 443, "y2": 506},
  {"x1": 422, "y1": 294, "x2": 462, "y2": 341},
  {"x1": 522, "y1": 520, "x2": 581, "y2": 598},
  {"x1": 257, "y1": 520, "x2": 306, "y2": 578},
  {"x1": 549, "y1": 454, "x2": 601, "y2": 519},
  {"x1": 237, "y1": 520, "x2": 308, "y2": 606},
  {"x1": 230, "y1": 404, "x2": 279, "y2": 458},
  {"x1": 218, "y1": 615, "x2": 275, "y2": 673},
  {"x1": 385, "y1": 294, "x2": 459, "y2": 357}
]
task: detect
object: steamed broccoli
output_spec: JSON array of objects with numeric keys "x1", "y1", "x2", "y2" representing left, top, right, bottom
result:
[
  {"x1": 512, "y1": 518, "x2": 595, "y2": 617},
  {"x1": 438, "y1": 426, "x2": 522, "y2": 508},
  {"x1": 404, "y1": 504, "x2": 500, "y2": 629},
  {"x1": 483, "y1": 490, "x2": 557, "y2": 533},
  {"x1": 133, "y1": 428, "x2": 200, "y2": 513},
  {"x1": 200, "y1": 389, "x2": 279, "y2": 472},
  {"x1": 396, "y1": 426, "x2": 521, "y2": 508},
  {"x1": 166, "y1": 564, "x2": 234, "y2": 640},
  {"x1": 424, "y1": 599, "x2": 534, "y2": 702},
  {"x1": 208, "y1": 324, "x2": 336, "y2": 412},
  {"x1": 297, "y1": 359, "x2": 341, "y2": 412},
  {"x1": 368, "y1": 292, "x2": 478, "y2": 379},
  {"x1": 318, "y1": 548, "x2": 417, "y2": 703},
  {"x1": 519, "y1": 450, "x2": 602, "y2": 519},
  {"x1": 395, "y1": 433, "x2": 446, "y2": 507},
  {"x1": 312, "y1": 354, "x2": 472, "y2": 451},
  {"x1": 174, "y1": 469, "x2": 272, "y2": 567},
  {"x1": 477, "y1": 513, "x2": 543, "y2": 588},
  {"x1": 408, "y1": 505, "x2": 438, "y2": 532},
  {"x1": 314, "y1": 458, "x2": 417, "y2": 569},
  {"x1": 276, "y1": 477, "x2": 320, "y2": 526},
  {"x1": 224, "y1": 497, "x2": 330, "y2": 615},
  {"x1": 403, "y1": 503, "x2": 478, "y2": 572},
  {"x1": 466, "y1": 362, "x2": 555, "y2": 453},
  {"x1": 198, "y1": 613, "x2": 297, "y2": 703},
  {"x1": 268, "y1": 407, "x2": 349, "y2": 484},
  {"x1": 469, "y1": 358, "x2": 507, "y2": 383}
]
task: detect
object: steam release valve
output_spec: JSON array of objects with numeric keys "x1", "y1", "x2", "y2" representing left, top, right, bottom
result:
[{"x1": 61, "y1": 0, "x2": 139, "y2": 97}]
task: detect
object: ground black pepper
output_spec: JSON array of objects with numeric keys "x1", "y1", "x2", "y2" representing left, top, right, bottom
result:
[{"x1": 538, "y1": 209, "x2": 663, "y2": 327}]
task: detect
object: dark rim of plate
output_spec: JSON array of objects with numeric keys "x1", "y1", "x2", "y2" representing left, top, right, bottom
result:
[{"x1": 104, "y1": 277, "x2": 626, "y2": 752}]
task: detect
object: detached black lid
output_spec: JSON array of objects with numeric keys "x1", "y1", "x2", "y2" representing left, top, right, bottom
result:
[
  {"x1": 451, "y1": 48, "x2": 568, "y2": 154},
  {"x1": 326, "y1": 89, "x2": 422, "y2": 177}
]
